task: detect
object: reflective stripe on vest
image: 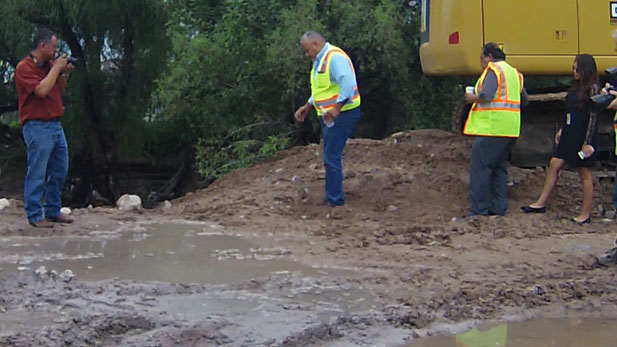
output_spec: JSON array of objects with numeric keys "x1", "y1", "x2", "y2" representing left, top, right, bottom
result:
[
  {"x1": 310, "y1": 45, "x2": 361, "y2": 116},
  {"x1": 464, "y1": 61, "x2": 522, "y2": 138}
]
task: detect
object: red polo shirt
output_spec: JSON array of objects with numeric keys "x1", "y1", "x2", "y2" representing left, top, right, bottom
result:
[{"x1": 15, "y1": 55, "x2": 65, "y2": 124}]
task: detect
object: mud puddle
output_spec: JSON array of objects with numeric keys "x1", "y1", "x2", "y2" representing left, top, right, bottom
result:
[
  {"x1": 0, "y1": 222, "x2": 326, "y2": 284},
  {"x1": 0, "y1": 222, "x2": 381, "y2": 345},
  {"x1": 406, "y1": 317, "x2": 617, "y2": 347}
]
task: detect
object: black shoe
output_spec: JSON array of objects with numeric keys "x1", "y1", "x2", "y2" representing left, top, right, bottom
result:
[
  {"x1": 521, "y1": 205, "x2": 546, "y2": 213},
  {"x1": 570, "y1": 216, "x2": 591, "y2": 224}
]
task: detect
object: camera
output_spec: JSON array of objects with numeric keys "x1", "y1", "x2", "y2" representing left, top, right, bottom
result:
[
  {"x1": 590, "y1": 67, "x2": 617, "y2": 112},
  {"x1": 54, "y1": 53, "x2": 78, "y2": 64}
]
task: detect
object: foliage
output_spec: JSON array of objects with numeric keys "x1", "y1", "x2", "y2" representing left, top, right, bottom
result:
[
  {"x1": 0, "y1": 0, "x2": 497, "y2": 193},
  {"x1": 156, "y1": 0, "x2": 466, "y2": 180},
  {"x1": 195, "y1": 125, "x2": 290, "y2": 179},
  {"x1": 0, "y1": 0, "x2": 172, "y2": 200}
]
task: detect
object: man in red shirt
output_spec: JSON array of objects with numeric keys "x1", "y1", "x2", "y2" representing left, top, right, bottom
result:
[{"x1": 15, "y1": 28, "x2": 75, "y2": 228}]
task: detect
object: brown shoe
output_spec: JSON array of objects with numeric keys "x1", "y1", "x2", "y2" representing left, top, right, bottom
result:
[
  {"x1": 46, "y1": 213, "x2": 74, "y2": 224},
  {"x1": 30, "y1": 220, "x2": 54, "y2": 228}
]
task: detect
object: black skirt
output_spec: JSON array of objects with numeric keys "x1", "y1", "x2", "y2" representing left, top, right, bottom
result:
[{"x1": 554, "y1": 90, "x2": 597, "y2": 168}]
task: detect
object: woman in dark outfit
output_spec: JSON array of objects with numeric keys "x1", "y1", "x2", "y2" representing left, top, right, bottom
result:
[{"x1": 521, "y1": 54, "x2": 599, "y2": 224}]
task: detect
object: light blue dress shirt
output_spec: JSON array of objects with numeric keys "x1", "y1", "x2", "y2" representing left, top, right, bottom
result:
[{"x1": 308, "y1": 43, "x2": 358, "y2": 107}]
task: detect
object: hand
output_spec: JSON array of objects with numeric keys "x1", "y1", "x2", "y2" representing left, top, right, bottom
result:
[
  {"x1": 555, "y1": 129, "x2": 561, "y2": 144},
  {"x1": 322, "y1": 107, "x2": 340, "y2": 124},
  {"x1": 608, "y1": 97, "x2": 617, "y2": 110},
  {"x1": 294, "y1": 104, "x2": 310, "y2": 123},
  {"x1": 581, "y1": 144, "x2": 595, "y2": 157},
  {"x1": 464, "y1": 93, "x2": 478, "y2": 104},
  {"x1": 52, "y1": 54, "x2": 68, "y2": 71},
  {"x1": 65, "y1": 62, "x2": 76, "y2": 73},
  {"x1": 602, "y1": 83, "x2": 611, "y2": 95}
]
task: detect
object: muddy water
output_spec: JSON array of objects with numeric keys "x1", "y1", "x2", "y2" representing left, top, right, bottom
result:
[
  {"x1": 0, "y1": 223, "x2": 322, "y2": 284},
  {"x1": 406, "y1": 317, "x2": 617, "y2": 347}
]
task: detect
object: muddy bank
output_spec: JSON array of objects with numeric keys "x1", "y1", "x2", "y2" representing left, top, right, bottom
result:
[{"x1": 2, "y1": 130, "x2": 617, "y2": 345}]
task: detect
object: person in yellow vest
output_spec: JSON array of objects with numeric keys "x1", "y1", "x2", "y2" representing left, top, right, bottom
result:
[
  {"x1": 522, "y1": 54, "x2": 599, "y2": 224},
  {"x1": 607, "y1": 30, "x2": 617, "y2": 222},
  {"x1": 294, "y1": 31, "x2": 361, "y2": 206},
  {"x1": 464, "y1": 43, "x2": 527, "y2": 216}
]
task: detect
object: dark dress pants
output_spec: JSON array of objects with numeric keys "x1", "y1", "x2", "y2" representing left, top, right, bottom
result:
[{"x1": 469, "y1": 136, "x2": 516, "y2": 216}]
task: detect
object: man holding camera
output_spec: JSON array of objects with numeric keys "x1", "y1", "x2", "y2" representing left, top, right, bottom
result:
[{"x1": 15, "y1": 28, "x2": 75, "y2": 228}]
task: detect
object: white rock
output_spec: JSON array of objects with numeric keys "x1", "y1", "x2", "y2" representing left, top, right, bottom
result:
[
  {"x1": 162, "y1": 200, "x2": 172, "y2": 209},
  {"x1": 116, "y1": 194, "x2": 142, "y2": 211},
  {"x1": 60, "y1": 269, "x2": 75, "y2": 282},
  {"x1": 60, "y1": 207, "x2": 71, "y2": 215},
  {"x1": 35, "y1": 266, "x2": 48, "y2": 277},
  {"x1": 0, "y1": 198, "x2": 10, "y2": 211}
]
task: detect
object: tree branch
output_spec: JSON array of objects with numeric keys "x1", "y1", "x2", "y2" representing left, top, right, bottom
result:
[{"x1": 0, "y1": 103, "x2": 18, "y2": 114}]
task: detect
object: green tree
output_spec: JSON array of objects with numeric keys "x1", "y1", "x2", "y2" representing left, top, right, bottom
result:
[
  {"x1": 157, "y1": 0, "x2": 464, "y2": 181},
  {"x1": 0, "y1": 0, "x2": 171, "y2": 203}
]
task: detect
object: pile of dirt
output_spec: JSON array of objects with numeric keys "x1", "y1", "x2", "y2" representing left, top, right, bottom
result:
[{"x1": 175, "y1": 129, "x2": 616, "y2": 233}]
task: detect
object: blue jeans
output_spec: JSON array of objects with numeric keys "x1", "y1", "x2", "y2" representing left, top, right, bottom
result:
[
  {"x1": 320, "y1": 107, "x2": 361, "y2": 205},
  {"x1": 22, "y1": 120, "x2": 69, "y2": 223},
  {"x1": 469, "y1": 137, "x2": 515, "y2": 216}
]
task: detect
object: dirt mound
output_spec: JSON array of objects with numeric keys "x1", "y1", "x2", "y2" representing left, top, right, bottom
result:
[{"x1": 176, "y1": 129, "x2": 616, "y2": 231}]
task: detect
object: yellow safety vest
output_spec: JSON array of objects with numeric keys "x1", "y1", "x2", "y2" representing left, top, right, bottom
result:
[
  {"x1": 310, "y1": 44, "x2": 361, "y2": 116},
  {"x1": 464, "y1": 61, "x2": 523, "y2": 138}
]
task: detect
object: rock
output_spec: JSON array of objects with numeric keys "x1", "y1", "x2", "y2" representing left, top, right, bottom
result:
[
  {"x1": 60, "y1": 269, "x2": 75, "y2": 282},
  {"x1": 60, "y1": 207, "x2": 71, "y2": 215},
  {"x1": 35, "y1": 266, "x2": 48, "y2": 277},
  {"x1": 162, "y1": 200, "x2": 172, "y2": 209},
  {"x1": 0, "y1": 198, "x2": 9, "y2": 211},
  {"x1": 116, "y1": 194, "x2": 142, "y2": 211}
]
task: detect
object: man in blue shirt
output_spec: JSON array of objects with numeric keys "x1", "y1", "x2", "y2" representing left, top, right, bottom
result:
[{"x1": 294, "y1": 31, "x2": 362, "y2": 206}]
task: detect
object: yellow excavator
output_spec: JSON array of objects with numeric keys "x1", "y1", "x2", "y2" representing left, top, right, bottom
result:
[{"x1": 420, "y1": 0, "x2": 617, "y2": 166}]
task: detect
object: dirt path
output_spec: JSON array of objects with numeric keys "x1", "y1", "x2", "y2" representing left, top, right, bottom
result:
[{"x1": 1, "y1": 130, "x2": 617, "y2": 346}]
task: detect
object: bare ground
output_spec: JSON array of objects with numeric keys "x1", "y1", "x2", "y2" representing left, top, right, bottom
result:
[{"x1": 1, "y1": 129, "x2": 617, "y2": 346}]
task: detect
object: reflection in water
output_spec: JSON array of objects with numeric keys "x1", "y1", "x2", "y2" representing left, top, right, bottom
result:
[
  {"x1": 408, "y1": 317, "x2": 617, "y2": 347},
  {"x1": 456, "y1": 323, "x2": 506, "y2": 347},
  {"x1": 0, "y1": 223, "x2": 317, "y2": 284}
]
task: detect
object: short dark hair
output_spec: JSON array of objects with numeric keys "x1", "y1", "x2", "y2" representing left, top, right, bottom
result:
[
  {"x1": 482, "y1": 42, "x2": 506, "y2": 60},
  {"x1": 32, "y1": 28, "x2": 56, "y2": 50}
]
